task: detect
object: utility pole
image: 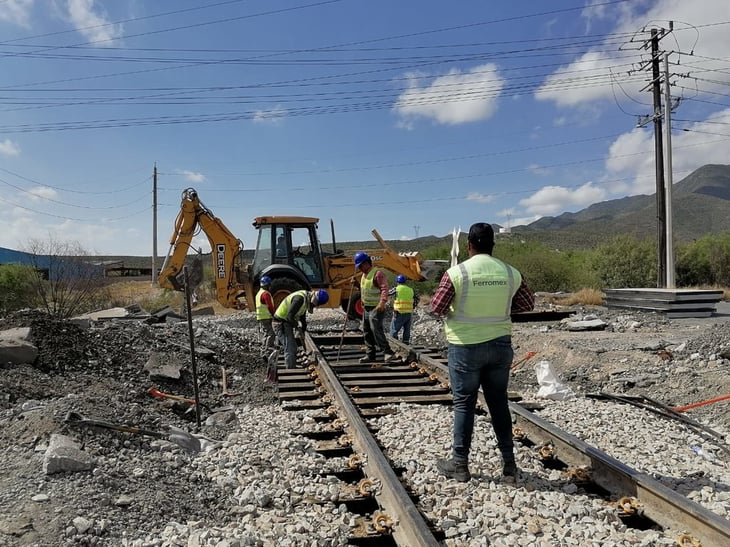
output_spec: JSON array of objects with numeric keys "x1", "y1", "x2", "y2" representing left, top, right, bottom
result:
[
  {"x1": 152, "y1": 164, "x2": 158, "y2": 284},
  {"x1": 650, "y1": 28, "x2": 667, "y2": 288},
  {"x1": 413, "y1": 225, "x2": 420, "y2": 238},
  {"x1": 663, "y1": 52, "x2": 676, "y2": 288}
]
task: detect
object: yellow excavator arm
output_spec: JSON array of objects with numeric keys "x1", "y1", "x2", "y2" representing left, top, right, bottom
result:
[{"x1": 158, "y1": 188, "x2": 249, "y2": 309}]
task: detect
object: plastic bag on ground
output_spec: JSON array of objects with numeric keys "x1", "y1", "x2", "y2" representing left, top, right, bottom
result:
[{"x1": 534, "y1": 360, "x2": 575, "y2": 400}]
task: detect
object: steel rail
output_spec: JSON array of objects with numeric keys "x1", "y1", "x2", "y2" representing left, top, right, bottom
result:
[
  {"x1": 386, "y1": 337, "x2": 730, "y2": 547},
  {"x1": 302, "y1": 332, "x2": 441, "y2": 547},
  {"x1": 508, "y1": 404, "x2": 730, "y2": 547}
]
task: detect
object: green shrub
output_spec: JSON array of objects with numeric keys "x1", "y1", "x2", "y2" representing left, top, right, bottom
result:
[
  {"x1": 676, "y1": 233, "x2": 730, "y2": 287},
  {"x1": 0, "y1": 264, "x2": 38, "y2": 313},
  {"x1": 494, "y1": 240, "x2": 598, "y2": 293},
  {"x1": 588, "y1": 235, "x2": 657, "y2": 288}
]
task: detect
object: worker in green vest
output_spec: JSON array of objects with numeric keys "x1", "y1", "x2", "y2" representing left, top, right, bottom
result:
[
  {"x1": 353, "y1": 251, "x2": 396, "y2": 363},
  {"x1": 273, "y1": 289, "x2": 329, "y2": 369},
  {"x1": 430, "y1": 222, "x2": 534, "y2": 482},
  {"x1": 389, "y1": 274, "x2": 414, "y2": 344}
]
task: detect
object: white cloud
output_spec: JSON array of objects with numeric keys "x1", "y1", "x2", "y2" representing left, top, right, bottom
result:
[
  {"x1": 191, "y1": 235, "x2": 211, "y2": 254},
  {"x1": 527, "y1": 164, "x2": 552, "y2": 176},
  {"x1": 466, "y1": 192, "x2": 495, "y2": 204},
  {"x1": 605, "y1": 108, "x2": 730, "y2": 195},
  {"x1": 64, "y1": 0, "x2": 122, "y2": 44},
  {"x1": 0, "y1": 0, "x2": 33, "y2": 27},
  {"x1": 28, "y1": 187, "x2": 58, "y2": 200},
  {"x1": 177, "y1": 170, "x2": 207, "y2": 184},
  {"x1": 535, "y1": 50, "x2": 640, "y2": 106},
  {"x1": 519, "y1": 182, "x2": 607, "y2": 216},
  {"x1": 536, "y1": 0, "x2": 730, "y2": 108},
  {"x1": 0, "y1": 139, "x2": 21, "y2": 156},
  {"x1": 0, "y1": 212, "x2": 147, "y2": 255},
  {"x1": 253, "y1": 106, "x2": 288, "y2": 125},
  {"x1": 510, "y1": 215, "x2": 542, "y2": 228},
  {"x1": 393, "y1": 63, "x2": 505, "y2": 126}
]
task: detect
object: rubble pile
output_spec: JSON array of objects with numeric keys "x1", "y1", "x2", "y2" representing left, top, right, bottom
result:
[{"x1": 0, "y1": 300, "x2": 728, "y2": 546}]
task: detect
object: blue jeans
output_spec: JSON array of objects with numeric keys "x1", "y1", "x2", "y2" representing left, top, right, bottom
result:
[
  {"x1": 447, "y1": 336, "x2": 514, "y2": 465},
  {"x1": 362, "y1": 307, "x2": 390, "y2": 357},
  {"x1": 389, "y1": 312, "x2": 412, "y2": 344}
]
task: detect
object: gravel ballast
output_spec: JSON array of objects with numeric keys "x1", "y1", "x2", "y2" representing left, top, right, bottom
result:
[{"x1": 0, "y1": 300, "x2": 728, "y2": 546}]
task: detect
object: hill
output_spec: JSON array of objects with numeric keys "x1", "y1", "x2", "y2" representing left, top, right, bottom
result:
[{"x1": 511, "y1": 164, "x2": 730, "y2": 249}]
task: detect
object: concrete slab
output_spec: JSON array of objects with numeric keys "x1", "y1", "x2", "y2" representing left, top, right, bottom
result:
[{"x1": 0, "y1": 327, "x2": 38, "y2": 365}]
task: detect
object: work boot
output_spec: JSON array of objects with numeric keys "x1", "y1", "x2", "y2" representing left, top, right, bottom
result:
[
  {"x1": 383, "y1": 353, "x2": 399, "y2": 363},
  {"x1": 502, "y1": 461, "x2": 518, "y2": 479},
  {"x1": 436, "y1": 458, "x2": 471, "y2": 482},
  {"x1": 359, "y1": 354, "x2": 375, "y2": 364}
]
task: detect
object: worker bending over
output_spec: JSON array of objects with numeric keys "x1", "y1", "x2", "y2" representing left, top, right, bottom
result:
[{"x1": 273, "y1": 289, "x2": 329, "y2": 369}]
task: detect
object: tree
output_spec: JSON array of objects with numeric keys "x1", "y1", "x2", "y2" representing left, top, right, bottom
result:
[{"x1": 23, "y1": 236, "x2": 107, "y2": 318}]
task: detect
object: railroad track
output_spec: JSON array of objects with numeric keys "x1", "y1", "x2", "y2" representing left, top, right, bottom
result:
[{"x1": 273, "y1": 328, "x2": 730, "y2": 547}]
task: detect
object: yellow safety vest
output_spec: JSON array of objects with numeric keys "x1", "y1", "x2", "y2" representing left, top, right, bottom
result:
[
  {"x1": 393, "y1": 284, "x2": 414, "y2": 313},
  {"x1": 360, "y1": 268, "x2": 381, "y2": 307},
  {"x1": 274, "y1": 290, "x2": 309, "y2": 322},
  {"x1": 255, "y1": 288, "x2": 272, "y2": 320},
  {"x1": 444, "y1": 254, "x2": 521, "y2": 345}
]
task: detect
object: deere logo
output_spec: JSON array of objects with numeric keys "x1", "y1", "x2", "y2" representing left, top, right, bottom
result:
[{"x1": 216, "y1": 244, "x2": 226, "y2": 278}]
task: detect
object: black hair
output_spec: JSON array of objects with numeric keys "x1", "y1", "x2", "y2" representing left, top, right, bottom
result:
[{"x1": 468, "y1": 222, "x2": 495, "y2": 254}]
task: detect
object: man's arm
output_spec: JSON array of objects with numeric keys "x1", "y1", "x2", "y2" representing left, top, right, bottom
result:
[
  {"x1": 511, "y1": 279, "x2": 535, "y2": 313},
  {"x1": 430, "y1": 272, "x2": 454, "y2": 317},
  {"x1": 262, "y1": 292, "x2": 275, "y2": 315}
]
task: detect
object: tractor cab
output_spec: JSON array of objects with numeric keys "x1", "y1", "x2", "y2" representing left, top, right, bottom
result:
[{"x1": 251, "y1": 216, "x2": 325, "y2": 285}]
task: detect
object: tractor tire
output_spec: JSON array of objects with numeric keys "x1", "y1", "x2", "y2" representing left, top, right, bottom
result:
[
  {"x1": 343, "y1": 291, "x2": 363, "y2": 320},
  {"x1": 269, "y1": 277, "x2": 304, "y2": 309}
]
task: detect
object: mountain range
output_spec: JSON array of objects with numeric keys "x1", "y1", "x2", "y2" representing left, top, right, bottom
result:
[
  {"x1": 60, "y1": 164, "x2": 729, "y2": 270},
  {"x1": 507, "y1": 164, "x2": 730, "y2": 249}
]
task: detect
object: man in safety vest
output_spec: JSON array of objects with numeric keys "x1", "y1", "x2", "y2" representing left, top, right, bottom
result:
[
  {"x1": 389, "y1": 274, "x2": 414, "y2": 344},
  {"x1": 430, "y1": 222, "x2": 534, "y2": 482},
  {"x1": 255, "y1": 276, "x2": 276, "y2": 364},
  {"x1": 353, "y1": 251, "x2": 397, "y2": 363},
  {"x1": 273, "y1": 289, "x2": 329, "y2": 369}
]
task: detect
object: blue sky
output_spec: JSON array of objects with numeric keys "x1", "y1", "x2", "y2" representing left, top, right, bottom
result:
[{"x1": 1, "y1": 0, "x2": 730, "y2": 256}]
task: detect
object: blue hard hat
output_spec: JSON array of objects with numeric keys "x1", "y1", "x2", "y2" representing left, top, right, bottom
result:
[
  {"x1": 260, "y1": 275, "x2": 272, "y2": 286},
  {"x1": 354, "y1": 251, "x2": 370, "y2": 268},
  {"x1": 396, "y1": 274, "x2": 406, "y2": 284},
  {"x1": 315, "y1": 289, "x2": 329, "y2": 305}
]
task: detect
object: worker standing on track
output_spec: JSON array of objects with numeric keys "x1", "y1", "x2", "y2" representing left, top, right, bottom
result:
[
  {"x1": 354, "y1": 251, "x2": 396, "y2": 363},
  {"x1": 255, "y1": 276, "x2": 276, "y2": 364},
  {"x1": 273, "y1": 289, "x2": 329, "y2": 369},
  {"x1": 430, "y1": 222, "x2": 534, "y2": 482},
  {"x1": 389, "y1": 274, "x2": 414, "y2": 344}
]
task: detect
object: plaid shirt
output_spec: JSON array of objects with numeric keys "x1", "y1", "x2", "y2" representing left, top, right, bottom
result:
[{"x1": 430, "y1": 267, "x2": 535, "y2": 317}]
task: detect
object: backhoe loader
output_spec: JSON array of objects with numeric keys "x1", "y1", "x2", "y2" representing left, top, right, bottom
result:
[{"x1": 158, "y1": 188, "x2": 443, "y2": 317}]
